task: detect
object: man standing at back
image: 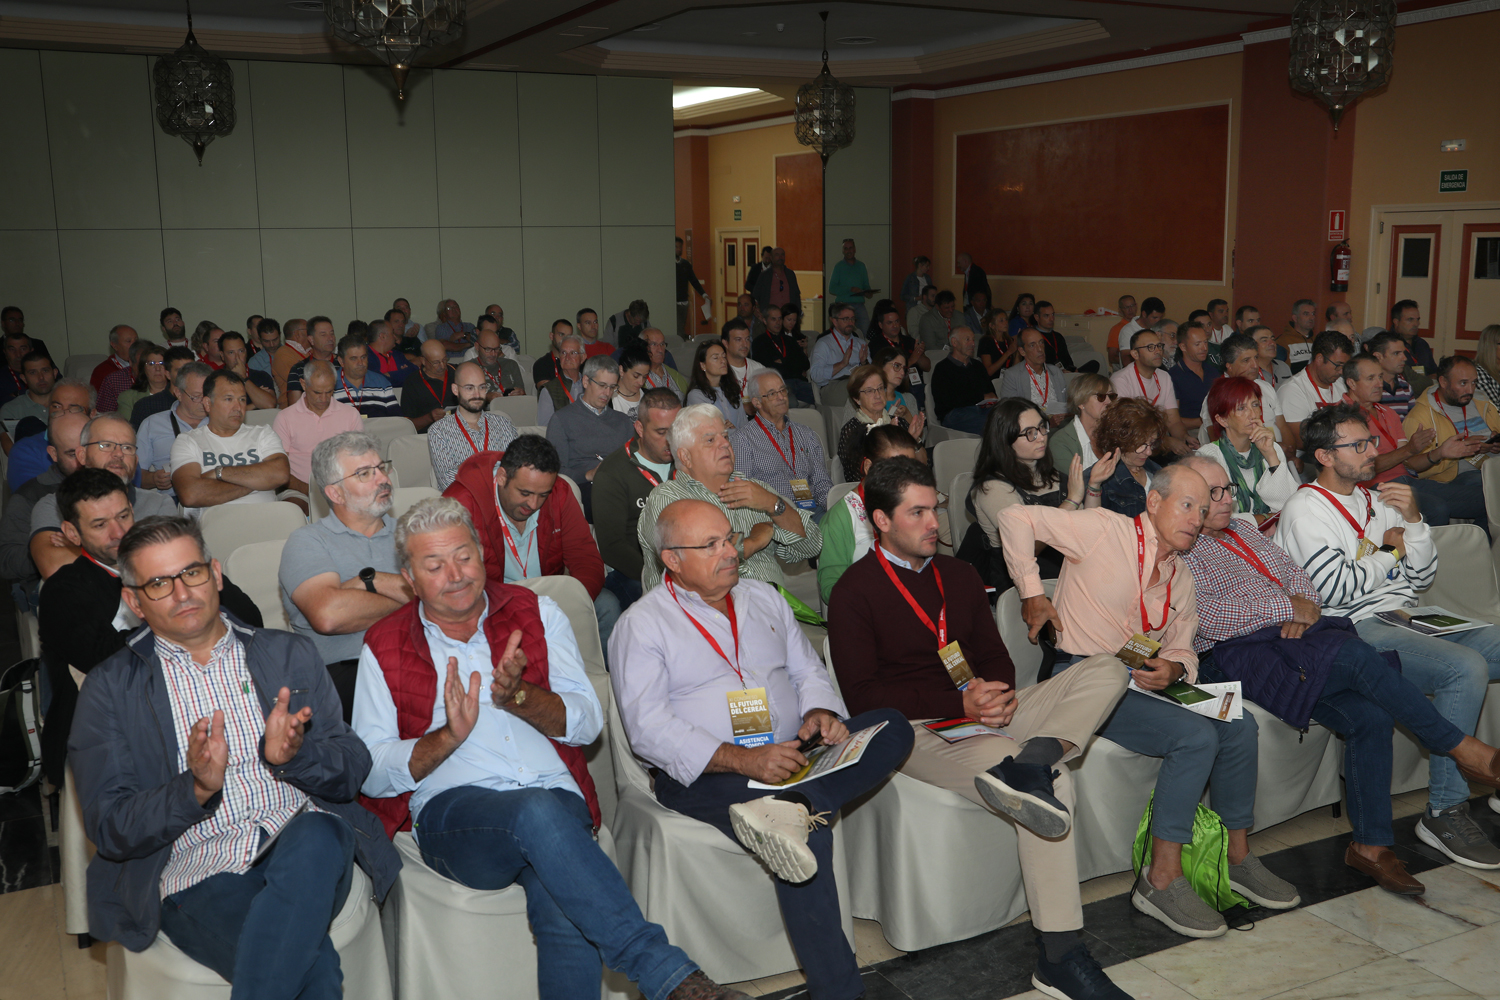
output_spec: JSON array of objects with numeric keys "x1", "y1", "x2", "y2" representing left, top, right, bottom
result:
[
  {"x1": 829, "y1": 238, "x2": 875, "y2": 333},
  {"x1": 753, "y1": 247, "x2": 802, "y2": 318},
  {"x1": 676, "y1": 236, "x2": 707, "y2": 340},
  {"x1": 956, "y1": 252, "x2": 991, "y2": 308}
]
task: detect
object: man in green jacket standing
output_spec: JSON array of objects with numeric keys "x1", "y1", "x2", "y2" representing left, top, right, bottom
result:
[
  {"x1": 829, "y1": 238, "x2": 876, "y2": 335},
  {"x1": 590, "y1": 387, "x2": 681, "y2": 611}
]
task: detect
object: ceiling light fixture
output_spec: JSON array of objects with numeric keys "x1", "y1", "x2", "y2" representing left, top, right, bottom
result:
[
  {"x1": 794, "y1": 10, "x2": 856, "y2": 165},
  {"x1": 837, "y1": 36, "x2": 875, "y2": 45},
  {"x1": 153, "y1": 0, "x2": 236, "y2": 165},
  {"x1": 324, "y1": 0, "x2": 467, "y2": 101},
  {"x1": 1288, "y1": 0, "x2": 1395, "y2": 130}
]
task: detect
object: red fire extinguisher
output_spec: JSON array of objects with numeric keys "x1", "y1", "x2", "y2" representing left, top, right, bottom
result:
[{"x1": 1330, "y1": 240, "x2": 1351, "y2": 293}]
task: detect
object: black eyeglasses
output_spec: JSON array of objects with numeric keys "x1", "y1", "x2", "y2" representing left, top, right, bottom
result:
[
  {"x1": 1329, "y1": 437, "x2": 1378, "y2": 454},
  {"x1": 132, "y1": 562, "x2": 212, "y2": 601},
  {"x1": 662, "y1": 531, "x2": 743, "y2": 554},
  {"x1": 1015, "y1": 426, "x2": 1049, "y2": 442},
  {"x1": 1208, "y1": 484, "x2": 1239, "y2": 502}
]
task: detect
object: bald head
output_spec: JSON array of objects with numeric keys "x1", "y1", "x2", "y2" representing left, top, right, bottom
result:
[
  {"x1": 456, "y1": 360, "x2": 484, "y2": 383},
  {"x1": 654, "y1": 497, "x2": 721, "y2": 554},
  {"x1": 419, "y1": 338, "x2": 449, "y2": 378},
  {"x1": 49, "y1": 411, "x2": 91, "y2": 476},
  {"x1": 654, "y1": 498, "x2": 740, "y2": 598},
  {"x1": 1145, "y1": 463, "x2": 1208, "y2": 553}
]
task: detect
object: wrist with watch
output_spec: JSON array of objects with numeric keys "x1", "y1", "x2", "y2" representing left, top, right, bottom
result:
[{"x1": 359, "y1": 567, "x2": 377, "y2": 593}]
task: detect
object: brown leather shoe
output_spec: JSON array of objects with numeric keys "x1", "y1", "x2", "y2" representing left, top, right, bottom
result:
[
  {"x1": 1345, "y1": 844, "x2": 1425, "y2": 895},
  {"x1": 1456, "y1": 747, "x2": 1500, "y2": 789}
]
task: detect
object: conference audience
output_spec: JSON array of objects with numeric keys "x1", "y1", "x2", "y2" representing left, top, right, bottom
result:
[
  {"x1": 218, "y1": 331, "x2": 278, "y2": 409},
  {"x1": 977, "y1": 307, "x2": 1015, "y2": 378},
  {"x1": 368, "y1": 315, "x2": 415, "y2": 386},
  {"x1": 466, "y1": 316, "x2": 526, "y2": 397},
  {"x1": 685, "y1": 338, "x2": 748, "y2": 431},
  {"x1": 731, "y1": 371, "x2": 831, "y2": 516},
  {"x1": 721, "y1": 319, "x2": 767, "y2": 402},
  {"x1": 591, "y1": 387, "x2": 681, "y2": 611},
  {"x1": 1047, "y1": 374, "x2": 1113, "y2": 472},
  {"x1": 817, "y1": 424, "x2": 920, "y2": 604},
  {"x1": 136, "y1": 357, "x2": 208, "y2": 500},
  {"x1": 930, "y1": 327, "x2": 996, "y2": 436},
  {"x1": 1200, "y1": 376, "x2": 1296, "y2": 524},
  {"x1": 867, "y1": 299, "x2": 930, "y2": 410},
  {"x1": 272, "y1": 360, "x2": 364, "y2": 502},
  {"x1": 170, "y1": 370, "x2": 290, "y2": 515},
  {"x1": 1088, "y1": 397, "x2": 1168, "y2": 518},
  {"x1": 1342, "y1": 353, "x2": 1448, "y2": 496},
  {"x1": 105, "y1": 342, "x2": 160, "y2": 423}
]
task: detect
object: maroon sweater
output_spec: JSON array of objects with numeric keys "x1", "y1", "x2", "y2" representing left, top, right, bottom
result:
[{"x1": 828, "y1": 550, "x2": 1016, "y2": 720}]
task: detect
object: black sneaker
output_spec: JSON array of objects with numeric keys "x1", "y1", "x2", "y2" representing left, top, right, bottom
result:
[
  {"x1": 974, "y1": 757, "x2": 1071, "y2": 838},
  {"x1": 1033, "y1": 941, "x2": 1133, "y2": 1000}
]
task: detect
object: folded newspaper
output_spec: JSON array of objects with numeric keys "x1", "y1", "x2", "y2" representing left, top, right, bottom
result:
[
  {"x1": 1128, "y1": 678, "x2": 1243, "y2": 721},
  {"x1": 1374, "y1": 606, "x2": 1491, "y2": 636},
  {"x1": 746, "y1": 721, "x2": 889, "y2": 790},
  {"x1": 922, "y1": 718, "x2": 1008, "y2": 743}
]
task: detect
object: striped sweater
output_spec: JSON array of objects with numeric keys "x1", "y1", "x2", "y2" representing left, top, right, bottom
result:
[{"x1": 1273, "y1": 485, "x2": 1436, "y2": 622}]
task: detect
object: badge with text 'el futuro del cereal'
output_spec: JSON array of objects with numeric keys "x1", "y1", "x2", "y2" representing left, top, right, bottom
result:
[
  {"x1": 939, "y1": 641, "x2": 974, "y2": 690},
  {"x1": 728, "y1": 687, "x2": 773, "y2": 748},
  {"x1": 1116, "y1": 633, "x2": 1162, "y2": 669}
]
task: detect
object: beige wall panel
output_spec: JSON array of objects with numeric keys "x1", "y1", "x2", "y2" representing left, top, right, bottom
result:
[
  {"x1": 433, "y1": 71, "x2": 522, "y2": 228},
  {"x1": 353, "y1": 227, "x2": 442, "y2": 325},
  {"x1": 523, "y1": 227, "x2": 601, "y2": 356},
  {"x1": 56, "y1": 229, "x2": 168, "y2": 357},
  {"x1": 516, "y1": 75, "x2": 600, "y2": 228},
  {"x1": 0, "y1": 231, "x2": 66, "y2": 345},
  {"x1": 345, "y1": 67, "x2": 439, "y2": 229},
  {"x1": 825, "y1": 88, "x2": 892, "y2": 229},
  {"x1": 438, "y1": 228, "x2": 527, "y2": 347},
  {"x1": 600, "y1": 226, "x2": 676, "y2": 329},
  {"x1": 162, "y1": 229, "x2": 265, "y2": 335},
  {"x1": 597, "y1": 77, "x2": 675, "y2": 227},
  {"x1": 249, "y1": 62, "x2": 351, "y2": 229},
  {"x1": 260, "y1": 229, "x2": 356, "y2": 330},
  {"x1": 153, "y1": 59, "x2": 260, "y2": 231},
  {"x1": 0, "y1": 50, "x2": 57, "y2": 230}
]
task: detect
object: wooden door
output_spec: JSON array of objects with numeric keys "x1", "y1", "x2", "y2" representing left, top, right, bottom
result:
[
  {"x1": 1387, "y1": 223, "x2": 1443, "y2": 346},
  {"x1": 1455, "y1": 217, "x2": 1500, "y2": 350}
]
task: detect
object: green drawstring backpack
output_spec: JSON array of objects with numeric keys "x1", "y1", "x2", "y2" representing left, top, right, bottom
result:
[{"x1": 1131, "y1": 791, "x2": 1247, "y2": 911}]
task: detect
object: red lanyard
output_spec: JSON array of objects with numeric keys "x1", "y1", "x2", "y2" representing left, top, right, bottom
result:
[
  {"x1": 421, "y1": 370, "x2": 449, "y2": 405},
  {"x1": 1299, "y1": 483, "x2": 1375, "y2": 538},
  {"x1": 496, "y1": 513, "x2": 535, "y2": 574},
  {"x1": 769, "y1": 335, "x2": 788, "y2": 360},
  {"x1": 754, "y1": 415, "x2": 795, "y2": 473},
  {"x1": 829, "y1": 331, "x2": 849, "y2": 356},
  {"x1": 1437, "y1": 397, "x2": 1472, "y2": 438},
  {"x1": 874, "y1": 545, "x2": 946, "y2": 648},
  {"x1": 456, "y1": 414, "x2": 489, "y2": 455},
  {"x1": 625, "y1": 440, "x2": 664, "y2": 487},
  {"x1": 1216, "y1": 528, "x2": 1282, "y2": 586},
  {"x1": 1027, "y1": 363, "x2": 1051, "y2": 404},
  {"x1": 1134, "y1": 516, "x2": 1174, "y2": 634},
  {"x1": 553, "y1": 358, "x2": 574, "y2": 402},
  {"x1": 339, "y1": 371, "x2": 363, "y2": 406},
  {"x1": 1307, "y1": 367, "x2": 1334, "y2": 406},
  {"x1": 82, "y1": 550, "x2": 119, "y2": 577},
  {"x1": 666, "y1": 574, "x2": 742, "y2": 684},
  {"x1": 1134, "y1": 366, "x2": 1160, "y2": 406},
  {"x1": 1263, "y1": 365, "x2": 1279, "y2": 388}
]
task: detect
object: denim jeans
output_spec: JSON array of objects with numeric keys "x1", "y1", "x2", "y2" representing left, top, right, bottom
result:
[
  {"x1": 1400, "y1": 471, "x2": 1488, "y2": 532},
  {"x1": 1059, "y1": 655, "x2": 1259, "y2": 843},
  {"x1": 1308, "y1": 638, "x2": 1465, "y2": 846},
  {"x1": 940, "y1": 406, "x2": 989, "y2": 437},
  {"x1": 785, "y1": 378, "x2": 816, "y2": 408},
  {"x1": 1355, "y1": 615, "x2": 1500, "y2": 811},
  {"x1": 594, "y1": 588, "x2": 622, "y2": 667},
  {"x1": 603, "y1": 568, "x2": 644, "y2": 614},
  {"x1": 654, "y1": 708, "x2": 913, "y2": 1000},
  {"x1": 159, "y1": 811, "x2": 355, "y2": 1000},
  {"x1": 415, "y1": 785, "x2": 695, "y2": 1000}
]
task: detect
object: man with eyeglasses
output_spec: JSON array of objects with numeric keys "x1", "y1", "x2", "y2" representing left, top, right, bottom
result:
[
  {"x1": 171, "y1": 370, "x2": 290, "y2": 515},
  {"x1": 731, "y1": 371, "x2": 831, "y2": 518},
  {"x1": 69, "y1": 513, "x2": 398, "y2": 992},
  {"x1": 809, "y1": 302, "x2": 868, "y2": 388},
  {"x1": 428, "y1": 361, "x2": 519, "y2": 491},
  {"x1": 0, "y1": 410, "x2": 89, "y2": 611},
  {"x1": 274, "y1": 360, "x2": 364, "y2": 505},
  {"x1": 1277, "y1": 402, "x2": 1500, "y2": 869},
  {"x1": 612, "y1": 497, "x2": 912, "y2": 1000},
  {"x1": 546, "y1": 354, "x2": 634, "y2": 521},
  {"x1": 1110, "y1": 329, "x2": 1197, "y2": 455},
  {"x1": 30, "y1": 413, "x2": 178, "y2": 579},
  {"x1": 401, "y1": 339, "x2": 459, "y2": 434},
  {"x1": 1183, "y1": 455, "x2": 1500, "y2": 894},
  {"x1": 8, "y1": 377, "x2": 96, "y2": 492},
  {"x1": 1399, "y1": 354, "x2": 1499, "y2": 530},
  {"x1": 281, "y1": 432, "x2": 411, "y2": 720},
  {"x1": 1000, "y1": 328, "x2": 1069, "y2": 424},
  {"x1": 639, "y1": 327, "x2": 688, "y2": 399},
  {"x1": 536, "y1": 335, "x2": 586, "y2": 427},
  {"x1": 458, "y1": 318, "x2": 525, "y2": 400},
  {"x1": 38, "y1": 468, "x2": 261, "y2": 787}
]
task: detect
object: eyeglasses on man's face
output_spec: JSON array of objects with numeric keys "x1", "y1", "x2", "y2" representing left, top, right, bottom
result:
[
  {"x1": 663, "y1": 531, "x2": 743, "y2": 555},
  {"x1": 88, "y1": 440, "x2": 137, "y2": 456},
  {"x1": 585, "y1": 375, "x2": 618, "y2": 394},
  {"x1": 1208, "y1": 484, "x2": 1239, "y2": 502},
  {"x1": 133, "y1": 561, "x2": 212, "y2": 601},
  {"x1": 1329, "y1": 436, "x2": 1378, "y2": 455},
  {"x1": 1135, "y1": 342, "x2": 1164, "y2": 352},
  {"x1": 329, "y1": 459, "x2": 394, "y2": 485}
]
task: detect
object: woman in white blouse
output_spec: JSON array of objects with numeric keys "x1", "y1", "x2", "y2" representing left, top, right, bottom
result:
[
  {"x1": 1203, "y1": 375, "x2": 1298, "y2": 525},
  {"x1": 611, "y1": 345, "x2": 652, "y2": 419}
]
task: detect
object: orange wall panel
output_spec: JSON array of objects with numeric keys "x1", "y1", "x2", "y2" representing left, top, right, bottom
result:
[{"x1": 775, "y1": 151, "x2": 824, "y2": 274}]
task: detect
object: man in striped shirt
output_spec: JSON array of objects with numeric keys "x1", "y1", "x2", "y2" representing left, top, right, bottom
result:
[{"x1": 1276, "y1": 402, "x2": 1500, "y2": 869}]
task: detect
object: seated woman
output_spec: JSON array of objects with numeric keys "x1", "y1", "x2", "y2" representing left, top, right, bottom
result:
[
  {"x1": 1089, "y1": 396, "x2": 1167, "y2": 517},
  {"x1": 684, "y1": 338, "x2": 747, "y2": 430},
  {"x1": 1047, "y1": 373, "x2": 1115, "y2": 473},
  {"x1": 836, "y1": 363, "x2": 925, "y2": 482},
  {"x1": 611, "y1": 345, "x2": 652, "y2": 420},
  {"x1": 1201, "y1": 375, "x2": 1297, "y2": 525},
  {"x1": 976, "y1": 307, "x2": 1015, "y2": 378}
]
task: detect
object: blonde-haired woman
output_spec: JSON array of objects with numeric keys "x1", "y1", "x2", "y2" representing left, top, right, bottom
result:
[
  {"x1": 1047, "y1": 372, "x2": 1116, "y2": 472},
  {"x1": 1474, "y1": 324, "x2": 1500, "y2": 408}
]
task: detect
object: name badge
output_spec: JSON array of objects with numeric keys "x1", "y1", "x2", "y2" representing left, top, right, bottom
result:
[
  {"x1": 907, "y1": 366, "x2": 923, "y2": 386},
  {"x1": 1356, "y1": 536, "x2": 1378, "y2": 560},
  {"x1": 728, "y1": 687, "x2": 773, "y2": 748},
  {"x1": 1411, "y1": 365, "x2": 1427, "y2": 376},
  {"x1": 1117, "y1": 633, "x2": 1162, "y2": 669},
  {"x1": 939, "y1": 641, "x2": 974, "y2": 690}
]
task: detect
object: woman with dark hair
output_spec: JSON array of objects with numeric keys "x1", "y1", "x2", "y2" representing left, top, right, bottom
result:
[
  {"x1": 837, "y1": 363, "x2": 923, "y2": 481},
  {"x1": 612, "y1": 345, "x2": 653, "y2": 419},
  {"x1": 867, "y1": 301, "x2": 930, "y2": 410},
  {"x1": 113, "y1": 341, "x2": 166, "y2": 422},
  {"x1": 977, "y1": 308, "x2": 1014, "y2": 377},
  {"x1": 1202, "y1": 375, "x2": 1296, "y2": 523},
  {"x1": 1007, "y1": 293, "x2": 1036, "y2": 339},
  {"x1": 1090, "y1": 396, "x2": 1170, "y2": 517},
  {"x1": 780, "y1": 304, "x2": 807, "y2": 350},
  {"x1": 685, "y1": 338, "x2": 746, "y2": 429}
]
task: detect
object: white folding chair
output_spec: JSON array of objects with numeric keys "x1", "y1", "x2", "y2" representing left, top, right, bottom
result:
[
  {"x1": 559, "y1": 473, "x2": 583, "y2": 511},
  {"x1": 950, "y1": 471, "x2": 974, "y2": 534},
  {"x1": 242, "y1": 409, "x2": 278, "y2": 427},
  {"x1": 391, "y1": 486, "x2": 439, "y2": 518},
  {"x1": 224, "y1": 540, "x2": 291, "y2": 631},
  {"x1": 362, "y1": 416, "x2": 418, "y2": 458},
  {"x1": 827, "y1": 454, "x2": 843, "y2": 488},
  {"x1": 388, "y1": 434, "x2": 436, "y2": 490},
  {"x1": 826, "y1": 482, "x2": 855, "y2": 511},
  {"x1": 515, "y1": 355, "x2": 536, "y2": 395},
  {"x1": 199, "y1": 501, "x2": 306, "y2": 565},
  {"x1": 784, "y1": 408, "x2": 829, "y2": 458},
  {"x1": 932, "y1": 439, "x2": 980, "y2": 500},
  {"x1": 513, "y1": 424, "x2": 545, "y2": 439},
  {"x1": 488, "y1": 395, "x2": 538, "y2": 426}
]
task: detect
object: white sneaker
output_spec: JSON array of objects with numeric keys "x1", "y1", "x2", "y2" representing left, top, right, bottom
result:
[{"x1": 728, "y1": 796, "x2": 828, "y2": 883}]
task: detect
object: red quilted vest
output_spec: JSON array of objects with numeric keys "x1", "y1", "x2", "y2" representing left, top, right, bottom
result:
[{"x1": 357, "y1": 582, "x2": 602, "y2": 838}]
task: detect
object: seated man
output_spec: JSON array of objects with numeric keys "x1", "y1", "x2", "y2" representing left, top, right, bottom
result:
[
  {"x1": 137, "y1": 357, "x2": 209, "y2": 500},
  {"x1": 444, "y1": 435, "x2": 621, "y2": 656},
  {"x1": 1342, "y1": 353, "x2": 1456, "y2": 499},
  {"x1": 808, "y1": 303, "x2": 868, "y2": 389},
  {"x1": 1400, "y1": 354, "x2": 1496, "y2": 528},
  {"x1": 1000, "y1": 465, "x2": 1299, "y2": 938},
  {"x1": 273, "y1": 360, "x2": 364, "y2": 501},
  {"x1": 282, "y1": 432, "x2": 412, "y2": 720},
  {"x1": 0, "y1": 349, "x2": 57, "y2": 451},
  {"x1": 999, "y1": 328, "x2": 1069, "y2": 425},
  {"x1": 353, "y1": 497, "x2": 746, "y2": 1000},
  {"x1": 1110, "y1": 328, "x2": 1196, "y2": 455},
  {"x1": 638, "y1": 404, "x2": 821, "y2": 592},
  {"x1": 641, "y1": 326, "x2": 689, "y2": 399},
  {"x1": 1277, "y1": 403, "x2": 1500, "y2": 867},
  {"x1": 816, "y1": 425, "x2": 920, "y2": 605},
  {"x1": 1365, "y1": 330, "x2": 1429, "y2": 417},
  {"x1": 731, "y1": 371, "x2": 832, "y2": 518},
  {"x1": 1277, "y1": 330, "x2": 1352, "y2": 461},
  {"x1": 38, "y1": 469, "x2": 261, "y2": 786},
  {"x1": 331, "y1": 331, "x2": 402, "y2": 417},
  {"x1": 69, "y1": 514, "x2": 397, "y2": 987},
  {"x1": 171, "y1": 369, "x2": 290, "y2": 515},
  {"x1": 1182, "y1": 455, "x2": 1500, "y2": 894},
  {"x1": 591, "y1": 387, "x2": 681, "y2": 612},
  {"x1": 465, "y1": 317, "x2": 526, "y2": 398},
  {"x1": 546, "y1": 354, "x2": 634, "y2": 520},
  {"x1": 751, "y1": 305, "x2": 813, "y2": 406},
  {"x1": 217, "y1": 331, "x2": 278, "y2": 410},
  {"x1": 917, "y1": 289, "x2": 955, "y2": 353},
  {"x1": 0, "y1": 410, "x2": 86, "y2": 610},
  {"x1": 612, "y1": 498, "x2": 913, "y2": 1000},
  {"x1": 401, "y1": 339, "x2": 458, "y2": 433},
  {"x1": 931, "y1": 327, "x2": 996, "y2": 436},
  {"x1": 30, "y1": 414, "x2": 178, "y2": 579},
  {"x1": 9, "y1": 377, "x2": 94, "y2": 491},
  {"x1": 284, "y1": 316, "x2": 340, "y2": 405},
  {"x1": 428, "y1": 360, "x2": 520, "y2": 490},
  {"x1": 829, "y1": 458, "x2": 1133, "y2": 1000},
  {"x1": 1169, "y1": 326, "x2": 1220, "y2": 433}
]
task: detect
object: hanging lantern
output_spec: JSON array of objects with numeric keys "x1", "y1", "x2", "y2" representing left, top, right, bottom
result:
[
  {"x1": 324, "y1": 0, "x2": 467, "y2": 101},
  {"x1": 152, "y1": 0, "x2": 236, "y2": 165},
  {"x1": 1288, "y1": 0, "x2": 1396, "y2": 130},
  {"x1": 794, "y1": 10, "x2": 856, "y2": 165}
]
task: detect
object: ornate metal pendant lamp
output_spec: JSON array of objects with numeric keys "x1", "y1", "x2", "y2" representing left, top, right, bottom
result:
[
  {"x1": 794, "y1": 10, "x2": 856, "y2": 164},
  {"x1": 152, "y1": 0, "x2": 236, "y2": 165},
  {"x1": 1288, "y1": 0, "x2": 1396, "y2": 130},
  {"x1": 324, "y1": 0, "x2": 467, "y2": 102}
]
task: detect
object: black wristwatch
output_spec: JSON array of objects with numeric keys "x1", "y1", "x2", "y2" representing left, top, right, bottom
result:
[{"x1": 359, "y1": 567, "x2": 377, "y2": 593}]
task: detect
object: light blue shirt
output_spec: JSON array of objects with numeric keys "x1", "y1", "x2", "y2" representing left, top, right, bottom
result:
[
  {"x1": 248, "y1": 350, "x2": 273, "y2": 376},
  {"x1": 352, "y1": 594, "x2": 603, "y2": 832},
  {"x1": 809, "y1": 329, "x2": 867, "y2": 386},
  {"x1": 499, "y1": 510, "x2": 542, "y2": 583},
  {"x1": 137, "y1": 400, "x2": 200, "y2": 497}
]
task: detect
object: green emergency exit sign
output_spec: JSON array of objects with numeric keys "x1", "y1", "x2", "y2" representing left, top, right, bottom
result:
[
  {"x1": 1440, "y1": 169, "x2": 1468, "y2": 193},
  {"x1": 733, "y1": 209, "x2": 742, "y2": 220}
]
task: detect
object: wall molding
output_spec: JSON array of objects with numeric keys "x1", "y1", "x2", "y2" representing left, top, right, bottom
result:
[{"x1": 673, "y1": 114, "x2": 795, "y2": 138}]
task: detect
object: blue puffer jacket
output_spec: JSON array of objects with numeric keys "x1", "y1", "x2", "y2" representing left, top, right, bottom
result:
[
  {"x1": 1089, "y1": 458, "x2": 1162, "y2": 519},
  {"x1": 68, "y1": 615, "x2": 400, "y2": 952}
]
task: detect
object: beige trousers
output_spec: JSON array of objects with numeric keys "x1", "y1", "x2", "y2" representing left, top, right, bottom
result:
[{"x1": 900, "y1": 654, "x2": 1128, "y2": 931}]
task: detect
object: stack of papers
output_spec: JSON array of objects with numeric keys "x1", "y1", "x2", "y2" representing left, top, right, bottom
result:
[
  {"x1": 1129, "y1": 678, "x2": 1243, "y2": 721},
  {"x1": 1374, "y1": 606, "x2": 1491, "y2": 636},
  {"x1": 747, "y1": 722, "x2": 888, "y2": 789}
]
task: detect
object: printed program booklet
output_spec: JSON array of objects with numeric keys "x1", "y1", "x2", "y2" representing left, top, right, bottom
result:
[
  {"x1": 922, "y1": 717, "x2": 1008, "y2": 743},
  {"x1": 1128, "y1": 677, "x2": 1244, "y2": 721},
  {"x1": 1374, "y1": 606, "x2": 1491, "y2": 636},
  {"x1": 746, "y1": 721, "x2": 889, "y2": 790}
]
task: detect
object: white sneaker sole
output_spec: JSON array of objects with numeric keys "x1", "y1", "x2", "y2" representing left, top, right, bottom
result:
[
  {"x1": 973, "y1": 772, "x2": 1072, "y2": 838},
  {"x1": 729, "y1": 804, "x2": 818, "y2": 883},
  {"x1": 1130, "y1": 888, "x2": 1227, "y2": 939},
  {"x1": 1415, "y1": 818, "x2": 1500, "y2": 869},
  {"x1": 1030, "y1": 971, "x2": 1074, "y2": 1000},
  {"x1": 1229, "y1": 875, "x2": 1300, "y2": 910},
  {"x1": 1490, "y1": 794, "x2": 1500, "y2": 816}
]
